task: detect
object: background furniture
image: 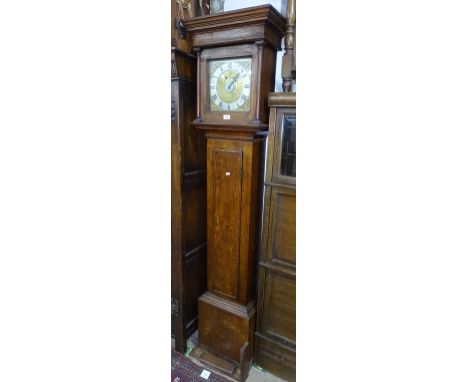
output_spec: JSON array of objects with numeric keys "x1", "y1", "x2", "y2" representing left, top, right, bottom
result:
[
  {"x1": 254, "y1": 92, "x2": 296, "y2": 381},
  {"x1": 255, "y1": 1, "x2": 296, "y2": 378},
  {"x1": 281, "y1": 0, "x2": 295, "y2": 91},
  {"x1": 171, "y1": 47, "x2": 208, "y2": 353}
]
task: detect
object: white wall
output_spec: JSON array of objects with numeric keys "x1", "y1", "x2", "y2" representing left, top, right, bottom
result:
[{"x1": 223, "y1": 0, "x2": 286, "y2": 14}]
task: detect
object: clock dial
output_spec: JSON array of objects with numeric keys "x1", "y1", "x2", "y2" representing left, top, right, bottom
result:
[{"x1": 208, "y1": 58, "x2": 251, "y2": 112}]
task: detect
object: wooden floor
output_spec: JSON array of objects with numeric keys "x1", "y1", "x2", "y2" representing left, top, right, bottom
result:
[{"x1": 171, "y1": 331, "x2": 286, "y2": 382}]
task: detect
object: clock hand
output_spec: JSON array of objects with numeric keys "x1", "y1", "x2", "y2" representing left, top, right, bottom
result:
[{"x1": 225, "y1": 73, "x2": 240, "y2": 92}]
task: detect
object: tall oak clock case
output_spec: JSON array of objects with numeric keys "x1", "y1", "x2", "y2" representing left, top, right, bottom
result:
[{"x1": 185, "y1": 5, "x2": 285, "y2": 376}]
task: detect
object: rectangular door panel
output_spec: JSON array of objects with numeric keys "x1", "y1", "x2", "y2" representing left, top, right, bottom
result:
[
  {"x1": 268, "y1": 188, "x2": 296, "y2": 268},
  {"x1": 272, "y1": 108, "x2": 296, "y2": 186},
  {"x1": 210, "y1": 148, "x2": 243, "y2": 300},
  {"x1": 260, "y1": 269, "x2": 296, "y2": 343}
]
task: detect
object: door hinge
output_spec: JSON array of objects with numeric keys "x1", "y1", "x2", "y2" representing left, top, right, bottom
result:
[{"x1": 171, "y1": 297, "x2": 179, "y2": 317}]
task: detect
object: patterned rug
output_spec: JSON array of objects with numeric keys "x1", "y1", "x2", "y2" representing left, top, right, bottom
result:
[{"x1": 171, "y1": 348, "x2": 231, "y2": 382}]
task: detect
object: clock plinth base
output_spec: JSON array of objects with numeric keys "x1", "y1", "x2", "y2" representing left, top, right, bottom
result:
[
  {"x1": 197, "y1": 292, "x2": 256, "y2": 365},
  {"x1": 189, "y1": 343, "x2": 253, "y2": 382}
]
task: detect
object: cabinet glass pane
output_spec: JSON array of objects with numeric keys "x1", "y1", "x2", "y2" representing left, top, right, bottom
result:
[{"x1": 280, "y1": 113, "x2": 296, "y2": 177}]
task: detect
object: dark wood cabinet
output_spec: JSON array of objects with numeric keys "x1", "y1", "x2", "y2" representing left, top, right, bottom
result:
[
  {"x1": 171, "y1": 47, "x2": 207, "y2": 353},
  {"x1": 255, "y1": 93, "x2": 296, "y2": 381}
]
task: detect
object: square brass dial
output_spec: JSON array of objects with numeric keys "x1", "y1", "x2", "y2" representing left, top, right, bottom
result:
[{"x1": 208, "y1": 58, "x2": 252, "y2": 112}]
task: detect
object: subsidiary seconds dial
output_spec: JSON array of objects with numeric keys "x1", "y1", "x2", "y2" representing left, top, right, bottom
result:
[{"x1": 208, "y1": 58, "x2": 252, "y2": 112}]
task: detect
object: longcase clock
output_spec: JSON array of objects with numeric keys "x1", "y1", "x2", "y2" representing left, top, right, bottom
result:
[{"x1": 185, "y1": 5, "x2": 285, "y2": 381}]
